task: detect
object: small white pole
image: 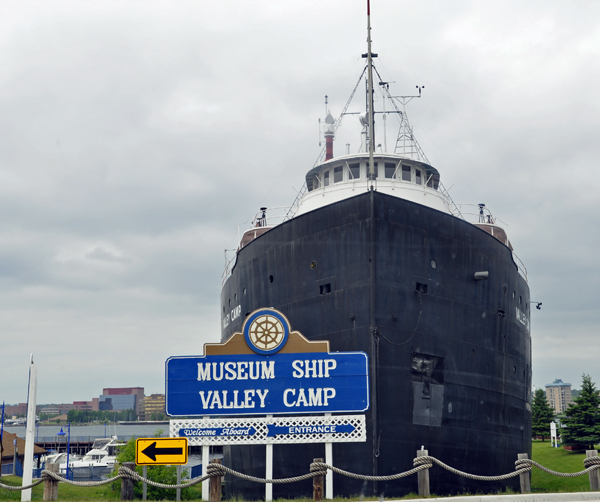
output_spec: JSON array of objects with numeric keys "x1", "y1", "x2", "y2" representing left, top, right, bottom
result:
[
  {"x1": 176, "y1": 465, "x2": 181, "y2": 501},
  {"x1": 202, "y1": 416, "x2": 210, "y2": 501},
  {"x1": 324, "y1": 413, "x2": 333, "y2": 499},
  {"x1": 266, "y1": 415, "x2": 273, "y2": 502},
  {"x1": 21, "y1": 355, "x2": 37, "y2": 502}
]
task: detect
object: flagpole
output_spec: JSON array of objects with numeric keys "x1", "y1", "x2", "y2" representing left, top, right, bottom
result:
[
  {"x1": 21, "y1": 355, "x2": 37, "y2": 502},
  {"x1": 1, "y1": 401, "x2": 5, "y2": 473}
]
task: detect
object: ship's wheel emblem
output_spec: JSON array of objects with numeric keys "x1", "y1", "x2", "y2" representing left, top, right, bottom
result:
[{"x1": 243, "y1": 308, "x2": 290, "y2": 355}]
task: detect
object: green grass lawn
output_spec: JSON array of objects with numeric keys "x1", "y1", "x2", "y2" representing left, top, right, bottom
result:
[
  {"x1": 531, "y1": 440, "x2": 598, "y2": 493},
  {"x1": 0, "y1": 474, "x2": 124, "y2": 501}
]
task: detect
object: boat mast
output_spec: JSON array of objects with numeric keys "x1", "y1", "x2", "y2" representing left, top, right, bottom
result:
[{"x1": 366, "y1": 0, "x2": 375, "y2": 188}]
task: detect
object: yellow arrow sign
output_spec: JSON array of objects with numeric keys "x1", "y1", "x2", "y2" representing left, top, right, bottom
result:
[{"x1": 135, "y1": 437, "x2": 188, "y2": 465}]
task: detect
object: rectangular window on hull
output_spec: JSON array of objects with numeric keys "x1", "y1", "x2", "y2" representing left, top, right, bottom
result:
[
  {"x1": 333, "y1": 166, "x2": 343, "y2": 183},
  {"x1": 319, "y1": 284, "x2": 331, "y2": 295},
  {"x1": 384, "y1": 162, "x2": 396, "y2": 179},
  {"x1": 416, "y1": 282, "x2": 427, "y2": 294},
  {"x1": 415, "y1": 169, "x2": 422, "y2": 185},
  {"x1": 348, "y1": 163, "x2": 360, "y2": 180},
  {"x1": 324, "y1": 171, "x2": 329, "y2": 186},
  {"x1": 402, "y1": 165, "x2": 411, "y2": 181}
]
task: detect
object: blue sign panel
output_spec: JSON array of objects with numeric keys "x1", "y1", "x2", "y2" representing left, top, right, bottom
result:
[
  {"x1": 179, "y1": 427, "x2": 257, "y2": 438},
  {"x1": 166, "y1": 352, "x2": 369, "y2": 416},
  {"x1": 266, "y1": 423, "x2": 355, "y2": 437}
]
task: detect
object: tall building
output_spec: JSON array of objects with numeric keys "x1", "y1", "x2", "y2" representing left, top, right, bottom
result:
[
  {"x1": 101, "y1": 387, "x2": 145, "y2": 415},
  {"x1": 545, "y1": 379, "x2": 572, "y2": 413}
]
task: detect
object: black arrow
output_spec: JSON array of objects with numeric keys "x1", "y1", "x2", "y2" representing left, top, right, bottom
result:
[{"x1": 141, "y1": 442, "x2": 184, "y2": 461}]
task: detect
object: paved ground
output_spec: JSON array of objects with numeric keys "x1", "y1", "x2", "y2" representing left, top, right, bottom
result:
[{"x1": 376, "y1": 493, "x2": 600, "y2": 502}]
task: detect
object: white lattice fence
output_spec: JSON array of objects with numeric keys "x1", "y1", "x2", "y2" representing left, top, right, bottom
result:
[{"x1": 170, "y1": 415, "x2": 366, "y2": 445}]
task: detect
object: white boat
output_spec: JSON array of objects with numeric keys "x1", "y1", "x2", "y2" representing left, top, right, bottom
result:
[{"x1": 57, "y1": 436, "x2": 126, "y2": 479}]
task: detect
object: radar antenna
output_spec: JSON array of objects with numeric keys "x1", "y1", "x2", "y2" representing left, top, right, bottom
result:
[{"x1": 390, "y1": 86, "x2": 427, "y2": 159}]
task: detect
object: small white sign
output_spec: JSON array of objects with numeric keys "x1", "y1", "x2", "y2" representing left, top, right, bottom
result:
[{"x1": 550, "y1": 421, "x2": 558, "y2": 447}]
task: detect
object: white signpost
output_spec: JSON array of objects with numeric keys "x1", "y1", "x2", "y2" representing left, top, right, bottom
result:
[
  {"x1": 550, "y1": 421, "x2": 558, "y2": 448},
  {"x1": 170, "y1": 414, "x2": 366, "y2": 500}
]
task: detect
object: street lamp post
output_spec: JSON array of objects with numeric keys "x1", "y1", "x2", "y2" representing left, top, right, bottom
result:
[
  {"x1": 56, "y1": 424, "x2": 71, "y2": 479},
  {"x1": 57, "y1": 428, "x2": 65, "y2": 453}
]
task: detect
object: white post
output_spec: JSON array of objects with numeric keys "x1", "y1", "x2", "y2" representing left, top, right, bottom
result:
[
  {"x1": 202, "y1": 416, "x2": 210, "y2": 501},
  {"x1": 266, "y1": 415, "x2": 273, "y2": 502},
  {"x1": 21, "y1": 355, "x2": 37, "y2": 502},
  {"x1": 325, "y1": 413, "x2": 333, "y2": 499},
  {"x1": 550, "y1": 422, "x2": 557, "y2": 448}
]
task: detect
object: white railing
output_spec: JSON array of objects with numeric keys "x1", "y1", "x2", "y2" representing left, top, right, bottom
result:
[
  {"x1": 222, "y1": 206, "x2": 293, "y2": 285},
  {"x1": 512, "y1": 252, "x2": 528, "y2": 283},
  {"x1": 454, "y1": 204, "x2": 528, "y2": 282}
]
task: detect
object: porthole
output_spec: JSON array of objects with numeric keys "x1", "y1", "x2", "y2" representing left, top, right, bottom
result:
[
  {"x1": 234, "y1": 293, "x2": 237, "y2": 301},
  {"x1": 431, "y1": 259, "x2": 437, "y2": 269},
  {"x1": 228, "y1": 299, "x2": 231, "y2": 307},
  {"x1": 512, "y1": 291, "x2": 516, "y2": 299},
  {"x1": 269, "y1": 275, "x2": 274, "y2": 283},
  {"x1": 243, "y1": 288, "x2": 247, "y2": 295},
  {"x1": 519, "y1": 296, "x2": 522, "y2": 304},
  {"x1": 310, "y1": 260, "x2": 317, "y2": 270}
]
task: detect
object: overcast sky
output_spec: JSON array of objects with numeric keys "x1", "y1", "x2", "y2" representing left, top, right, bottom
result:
[{"x1": 1, "y1": 0, "x2": 599, "y2": 406}]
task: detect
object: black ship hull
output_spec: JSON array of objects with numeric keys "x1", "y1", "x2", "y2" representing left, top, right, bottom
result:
[{"x1": 220, "y1": 190, "x2": 531, "y2": 498}]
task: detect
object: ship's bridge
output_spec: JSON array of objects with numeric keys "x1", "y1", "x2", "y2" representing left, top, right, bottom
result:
[{"x1": 295, "y1": 153, "x2": 453, "y2": 216}]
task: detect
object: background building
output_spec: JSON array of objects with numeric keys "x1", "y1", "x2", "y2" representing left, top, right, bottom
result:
[
  {"x1": 140, "y1": 394, "x2": 166, "y2": 421},
  {"x1": 3, "y1": 403, "x2": 28, "y2": 417},
  {"x1": 100, "y1": 387, "x2": 144, "y2": 415},
  {"x1": 545, "y1": 379, "x2": 572, "y2": 413}
]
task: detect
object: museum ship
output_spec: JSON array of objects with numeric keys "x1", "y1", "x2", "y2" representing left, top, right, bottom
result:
[{"x1": 219, "y1": 5, "x2": 532, "y2": 498}]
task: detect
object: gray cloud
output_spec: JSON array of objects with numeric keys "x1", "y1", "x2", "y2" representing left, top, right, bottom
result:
[{"x1": 1, "y1": 0, "x2": 599, "y2": 404}]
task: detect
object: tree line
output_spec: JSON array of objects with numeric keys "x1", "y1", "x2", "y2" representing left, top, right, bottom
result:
[
  {"x1": 66, "y1": 408, "x2": 138, "y2": 423},
  {"x1": 533, "y1": 373, "x2": 600, "y2": 449}
]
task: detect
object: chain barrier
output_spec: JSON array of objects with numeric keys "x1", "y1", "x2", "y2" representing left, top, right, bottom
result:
[{"x1": 1, "y1": 454, "x2": 599, "y2": 493}]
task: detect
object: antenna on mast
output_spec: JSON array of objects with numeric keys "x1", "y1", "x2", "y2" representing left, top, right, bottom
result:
[{"x1": 362, "y1": 0, "x2": 377, "y2": 189}]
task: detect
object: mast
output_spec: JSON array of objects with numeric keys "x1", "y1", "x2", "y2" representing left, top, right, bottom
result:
[
  {"x1": 366, "y1": 2, "x2": 379, "y2": 491},
  {"x1": 366, "y1": 0, "x2": 375, "y2": 187}
]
